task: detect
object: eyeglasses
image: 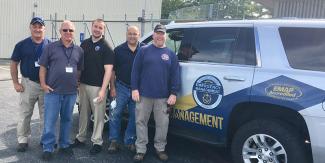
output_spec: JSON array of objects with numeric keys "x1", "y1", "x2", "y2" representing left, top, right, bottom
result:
[{"x1": 62, "y1": 29, "x2": 74, "y2": 33}]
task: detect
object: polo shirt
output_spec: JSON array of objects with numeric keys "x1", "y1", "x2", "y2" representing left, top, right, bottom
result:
[
  {"x1": 39, "y1": 40, "x2": 84, "y2": 94},
  {"x1": 113, "y1": 41, "x2": 145, "y2": 86},
  {"x1": 11, "y1": 37, "x2": 51, "y2": 82},
  {"x1": 80, "y1": 37, "x2": 114, "y2": 87}
]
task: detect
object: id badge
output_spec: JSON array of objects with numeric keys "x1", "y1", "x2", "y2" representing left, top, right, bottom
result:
[
  {"x1": 34, "y1": 61, "x2": 40, "y2": 67},
  {"x1": 65, "y1": 66, "x2": 73, "y2": 73}
]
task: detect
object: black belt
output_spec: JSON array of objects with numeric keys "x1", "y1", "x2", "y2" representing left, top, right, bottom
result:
[{"x1": 116, "y1": 80, "x2": 131, "y2": 89}]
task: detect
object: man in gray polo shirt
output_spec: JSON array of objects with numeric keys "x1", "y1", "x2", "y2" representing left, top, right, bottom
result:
[{"x1": 39, "y1": 20, "x2": 84, "y2": 161}]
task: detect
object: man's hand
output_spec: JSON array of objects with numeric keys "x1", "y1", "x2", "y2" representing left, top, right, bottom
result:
[
  {"x1": 14, "y1": 83, "x2": 24, "y2": 92},
  {"x1": 132, "y1": 90, "x2": 140, "y2": 102},
  {"x1": 110, "y1": 87, "x2": 116, "y2": 98},
  {"x1": 167, "y1": 94, "x2": 177, "y2": 105},
  {"x1": 41, "y1": 84, "x2": 54, "y2": 93},
  {"x1": 97, "y1": 89, "x2": 106, "y2": 103}
]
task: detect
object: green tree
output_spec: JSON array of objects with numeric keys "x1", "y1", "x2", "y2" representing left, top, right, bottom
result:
[{"x1": 161, "y1": 0, "x2": 200, "y2": 19}]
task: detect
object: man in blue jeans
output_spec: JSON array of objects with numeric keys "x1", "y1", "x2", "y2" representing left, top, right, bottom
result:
[
  {"x1": 39, "y1": 20, "x2": 84, "y2": 161},
  {"x1": 108, "y1": 26, "x2": 144, "y2": 153}
]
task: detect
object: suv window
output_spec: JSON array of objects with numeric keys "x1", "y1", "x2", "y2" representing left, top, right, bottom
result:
[
  {"x1": 189, "y1": 27, "x2": 256, "y2": 65},
  {"x1": 280, "y1": 27, "x2": 325, "y2": 72}
]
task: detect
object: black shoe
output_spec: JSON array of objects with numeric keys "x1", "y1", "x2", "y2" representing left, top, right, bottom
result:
[
  {"x1": 17, "y1": 143, "x2": 28, "y2": 152},
  {"x1": 58, "y1": 147, "x2": 74, "y2": 157},
  {"x1": 40, "y1": 142, "x2": 58, "y2": 149},
  {"x1": 41, "y1": 151, "x2": 52, "y2": 161},
  {"x1": 89, "y1": 144, "x2": 102, "y2": 155},
  {"x1": 70, "y1": 138, "x2": 85, "y2": 148}
]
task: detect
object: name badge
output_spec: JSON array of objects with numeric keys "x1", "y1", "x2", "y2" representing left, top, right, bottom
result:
[
  {"x1": 34, "y1": 61, "x2": 40, "y2": 67},
  {"x1": 65, "y1": 67, "x2": 73, "y2": 73}
]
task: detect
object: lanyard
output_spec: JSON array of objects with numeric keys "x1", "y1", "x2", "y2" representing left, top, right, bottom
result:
[
  {"x1": 31, "y1": 38, "x2": 45, "y2": 60},
  {"x1": 63, "y1": 45, "x2": 74, "y2": 66}
]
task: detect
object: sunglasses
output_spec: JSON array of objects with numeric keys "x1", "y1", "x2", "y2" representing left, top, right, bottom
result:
[{"x1": 62, "y1": 29, "x2": 74, "y2": 32}]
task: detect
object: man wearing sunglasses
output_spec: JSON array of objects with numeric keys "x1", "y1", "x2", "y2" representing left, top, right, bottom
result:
[
  {"x1": 39, "y1": 20, "x2": 84, "y2": 161},
  {"x1": 10, "y1": 16, "x2": 50, "y2": 153},
  {"x1": 71, "y1": 19, "x2": 114, "y2": 155}
]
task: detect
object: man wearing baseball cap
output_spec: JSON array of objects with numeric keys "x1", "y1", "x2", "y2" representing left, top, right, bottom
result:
[
  {"x1": 131, "y1": 24, "x2": 180, "y2": 162},
  {"x1": 10, "y1": 16, "x2": 50, "y2": 152}
]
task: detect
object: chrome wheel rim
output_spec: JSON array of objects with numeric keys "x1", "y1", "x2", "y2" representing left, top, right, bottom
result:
[{"x1": 242, "y1": 134, "x2": 287, "y2": 163}]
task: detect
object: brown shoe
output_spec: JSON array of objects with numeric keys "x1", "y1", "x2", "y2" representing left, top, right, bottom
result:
[
  {"x1": 156, "y1": 151, "x2": 168, "y2": 161},
  {"x1": 133, "y1": 153, "x2": 145, "y2": 162},
  {"x1": 107, "y1": 141, "x2": 119, "y2": 154},
  {"x1": 127, "y1": 144, "x2": 136, "y2": 153}
]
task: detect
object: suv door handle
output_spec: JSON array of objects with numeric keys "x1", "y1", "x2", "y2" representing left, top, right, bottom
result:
[{"x1": 223, "y1": 76, "x2": 246, "y2": 81}]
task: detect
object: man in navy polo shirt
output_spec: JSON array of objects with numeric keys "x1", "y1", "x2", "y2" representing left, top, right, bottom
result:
[
  {"x1": 10, "y1": 16, "x2": 50, "y2": 152},
  {"x1": 131, "y1": 24, "x2": 180, "y2": 162},
  {"x1": 108, "y1": 26, "x2": 144, "y2": 153}
]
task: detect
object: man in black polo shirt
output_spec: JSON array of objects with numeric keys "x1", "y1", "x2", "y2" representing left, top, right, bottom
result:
[
  {"x1": 10, "y1": 17, "x2": 50, "y2": 152},
  {"x1": 72, "y1": 19, "x2": 114, "y2": 155},
  {"x1": 107, "y1": 26, "x2": 144, "y2": 153}
]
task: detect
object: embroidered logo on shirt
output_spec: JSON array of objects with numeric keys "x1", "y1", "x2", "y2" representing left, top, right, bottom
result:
[
  {"x1": 161, "y1": 54, "x2": 169, "y2": 61},
  {"x1": 95, "y1": 46, "x2": 100, "y2": 51}
]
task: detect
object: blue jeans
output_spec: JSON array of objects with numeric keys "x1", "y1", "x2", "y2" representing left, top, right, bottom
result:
[
  {"x1": 41, "y1": 92, "x2": 77, "y2": 152},
  {"x1": 109, "y1": 81, "x2": 136, "y2": 145}
]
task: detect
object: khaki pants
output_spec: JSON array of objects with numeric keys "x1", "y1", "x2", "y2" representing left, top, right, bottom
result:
[
  {"x1": 76, "y1": 83, "x2": 107, "y2": 145},
  {"x1": 17, "y1": 77, "x2": 44, "y2": 144},
  {"x1": 135, "y1": 97, "x2": 169, "y2": 154}
]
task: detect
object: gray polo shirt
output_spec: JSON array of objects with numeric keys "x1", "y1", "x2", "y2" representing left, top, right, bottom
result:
[{"x1": 39, "y1": 40, "x2": 84, "y2": 94}]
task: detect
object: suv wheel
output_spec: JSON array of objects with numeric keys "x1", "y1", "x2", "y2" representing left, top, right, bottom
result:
[{"x1": 231, "y1": 119, "x2": 308, "y2": 163}]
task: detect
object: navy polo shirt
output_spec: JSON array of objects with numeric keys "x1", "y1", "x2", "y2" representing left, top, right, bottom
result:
[
  {"x1": 11, "y1": 37, "x2": 51, "y2": 82},
  {"x1": 114, "y1": 41, "x2": 145, "y2": 86}
]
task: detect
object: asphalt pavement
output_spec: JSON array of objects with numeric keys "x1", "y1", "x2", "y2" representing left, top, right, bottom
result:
[{"x1": 0, "y1": 59, "x2": 231, "y2": 163}]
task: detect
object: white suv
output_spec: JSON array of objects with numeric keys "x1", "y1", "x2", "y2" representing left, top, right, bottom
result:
[{"x1": 140, "y1": 19, "x2": 325, "y2": 163}]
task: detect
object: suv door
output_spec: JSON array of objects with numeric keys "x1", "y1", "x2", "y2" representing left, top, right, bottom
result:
[{"x1": 142, "y1": 25, "x2": 257, "y2": 144}]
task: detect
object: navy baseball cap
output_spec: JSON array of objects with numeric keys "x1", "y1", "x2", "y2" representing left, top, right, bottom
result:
[
  {"x1": 154, "y1": 24, "x2": 166, "y2": 33},
  {"x1": 30, "y1": 17, "x2": 45, "y2": 26}
]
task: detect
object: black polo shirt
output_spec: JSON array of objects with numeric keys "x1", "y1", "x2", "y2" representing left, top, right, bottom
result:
[
  {"x1": 114, "y1": 41, "x2": 145, "y2": 86},
  {"x1": 80, "y1": 37, "x2": 114, "y2": 87}
]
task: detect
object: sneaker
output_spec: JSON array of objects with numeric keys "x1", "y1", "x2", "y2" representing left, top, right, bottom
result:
[
  {"x1": 133, "y1": 153, "x2": 145, "y2": 162},
  {"x1": 41, "y1": 151, "x2": 52, "y2": 161},
  {"x1": 70, "y1": 138, "x2": 85, "y2": 148},
  {"x1": 89, "y1": 144, "x2": 102, "y2": 155},
  {"x1": 126, "y1": 144, "x2": 136, "y2": 153},
  {"x1": 156, "y1": 151, "x2": 168, "y2": 161},
  {"x1": 17, "y1": 143, "x2": 28, "y2": 152},
  {"x1": 58, "y1": 147, "x2": 74, "y2": 157},
  {"x1": 107, "y1": 141, "x2": 119, "y2": 153}
]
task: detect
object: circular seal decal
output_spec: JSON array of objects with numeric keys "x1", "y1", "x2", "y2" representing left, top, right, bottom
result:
[
  {"x1": 192, "y1": 75, "x2": 223, "y2": 109},
  {"x1": 161, "y1": 53, "x2": 169, "y2": 61},
  {"x1": 95, "y1": 45, "x2": 100, "y2": 51}
]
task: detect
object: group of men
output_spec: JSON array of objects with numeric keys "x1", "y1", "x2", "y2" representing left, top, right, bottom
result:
[{"x1": 10, "y1": 17, "x2": 180, "y2": 162}]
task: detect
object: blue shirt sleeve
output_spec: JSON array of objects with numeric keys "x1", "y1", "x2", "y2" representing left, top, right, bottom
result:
[
  {"x1": 131, "y1": 47, "x2": 144, "y2": 90},
  {"x1": 11, "y1": 42, "x2": 23, "y2": 62}
]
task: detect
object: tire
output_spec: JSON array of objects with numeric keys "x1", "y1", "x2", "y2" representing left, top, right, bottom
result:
[{"x1": 231, "y1": 119, "x2": 308, "y2": 163}]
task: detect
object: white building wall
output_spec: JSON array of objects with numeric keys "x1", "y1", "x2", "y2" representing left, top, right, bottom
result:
[{"x1": 0, "y1": 0, "x2": 162, "y2": 58}]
